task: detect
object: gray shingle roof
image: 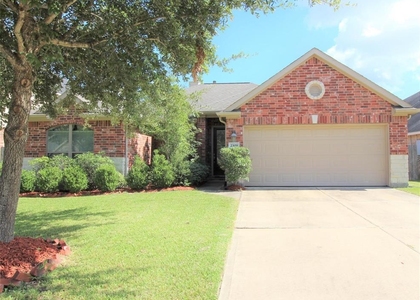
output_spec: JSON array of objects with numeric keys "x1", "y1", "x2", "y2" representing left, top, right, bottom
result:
[
  {"x1": 187, "y1": 82, "x2": 258, "y2": 112},
  {"x1": 405, "y1": 91, "x2": 420, "y2": 132}
]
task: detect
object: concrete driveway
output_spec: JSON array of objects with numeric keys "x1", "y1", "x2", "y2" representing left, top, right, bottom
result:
[{"x1": 218, "y1": 188, "x2": 419, "y2": 300}]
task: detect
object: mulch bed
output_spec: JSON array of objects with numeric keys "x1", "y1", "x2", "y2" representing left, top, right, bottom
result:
[
  {"x1": 20, "y1": 186, "x2": 194, "y2": 198},
  {"x1": 0, "y1": 237, "x2": 70, "y2": 293}
]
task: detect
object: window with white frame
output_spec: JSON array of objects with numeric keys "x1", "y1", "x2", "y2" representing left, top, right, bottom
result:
[{"x1": 47, "y1": 125, "x2": 93, "y2": 157}]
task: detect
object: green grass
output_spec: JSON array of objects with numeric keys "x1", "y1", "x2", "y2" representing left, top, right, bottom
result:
[
  {"x1": 3, "y1": 191, "x2": 238, "y2": 300},
  {"x1": 397, "y1": 181, "x2": 420, "y2": 196}
]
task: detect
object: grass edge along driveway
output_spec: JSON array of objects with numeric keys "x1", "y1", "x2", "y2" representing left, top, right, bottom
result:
[
  {"x1": 6, "y1": 190, "x2": 238, "y2": 300},
  {"x1": 398, "y1": 181, "x2": 420, "y2": 196}
]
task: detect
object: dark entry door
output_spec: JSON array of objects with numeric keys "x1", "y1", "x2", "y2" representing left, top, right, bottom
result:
[{"x1": 212, "y1": 127, "x2": 225, "y2": 176}]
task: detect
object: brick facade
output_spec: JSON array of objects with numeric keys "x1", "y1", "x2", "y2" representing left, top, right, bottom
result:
[
  {"x1": 196, "y1": 117, "x2": 224, "y2": 167},
  {"x1": 24, "y1": 112, "x2": 152, "y2": 173},
  {"x1": 225, "y1": 57, "x2": 408, "y2": 155}
]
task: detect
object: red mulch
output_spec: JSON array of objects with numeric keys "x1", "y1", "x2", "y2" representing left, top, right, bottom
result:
[
  {"x1": 0, "y1": 237, "x2": 70, "y2": 293},
  {"x1": 226, "y1": 184, "x2": 246, "y2": 191}
]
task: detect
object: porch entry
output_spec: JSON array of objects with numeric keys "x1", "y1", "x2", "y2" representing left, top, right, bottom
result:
[{"x1": 212, "y1": 127, "x2": 225, "y2": 176}]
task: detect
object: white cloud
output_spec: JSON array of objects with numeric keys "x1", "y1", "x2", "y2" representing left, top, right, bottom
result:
[
  {"x1": 306, "y1": 0, "x2": 420, "y2": 98},
  {"x1": 338, "y1": 18, "x2": 348, "y2": 33},
  {"x1": 362, "y1": 25, "x2": 382, "y2": 37}
]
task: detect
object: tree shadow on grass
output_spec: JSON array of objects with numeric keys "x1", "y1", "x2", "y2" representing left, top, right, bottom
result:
[
  {"x1": 8, "y1": 266, "x2": 154, "y2": 299},
  {"x1": 15, "y1": 208, "x2": 115, "y2": 239}
]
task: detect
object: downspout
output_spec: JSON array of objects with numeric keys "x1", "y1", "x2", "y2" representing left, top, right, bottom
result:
[{"x1": 218, "y1": 115, "x2": 226, "y2": 125}]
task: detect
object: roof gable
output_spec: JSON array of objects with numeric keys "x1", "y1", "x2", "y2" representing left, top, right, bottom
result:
[{"x1": 225, "y1": 48, "x2": 412, "y2": 112}]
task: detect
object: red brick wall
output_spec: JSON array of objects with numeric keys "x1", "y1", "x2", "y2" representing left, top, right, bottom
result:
[
  {"x1": 226, "y1": 57, "x2": 408, "y2": 155},
  {"x1": 25, "y1": 113, "x2": 152, "y2": 162},
  {"x1": 127, "y1": 132, "x2": 152, "y2": 166}
]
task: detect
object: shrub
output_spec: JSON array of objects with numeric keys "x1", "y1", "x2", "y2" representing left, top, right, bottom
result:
[
  {"x1": 117, "y1": 171, "x2": 127, "y2": 189},
  {"x1": 20, "y1": 170, "x2": 36, "y2": 192},
  {"x1": 94, "y1": 164, "x2": 121, "y2": 192},
  {"x1": 150, "y1": 150, "x2": 175, "y2": 188},
  {"x1": 29, "y1": 156, "x2": 50, "y2": 172},
  {"x1": 49, "y1": 154, "x2": 74, "y2": 170},
  {"x1": 35, "y1": 166, "x2": 62, "y2": 193},
  {"x1": 62, "y1": 166, "x2": 88, "y2": 193},
  {"x1": 172, "y1": 159, "x2": 191, "y2": 186},
  {"x1": 188, "y1": 160, "x2": 210, "y2": 186},
  {"x1": 75, "y1": 152, "x2": 115, "y2": 190},
  {"x1": 218, "y1": 147, "x2": 252, "y2": 185},
  {"x1": 126, "y1": 156, "x2": 149, "y2": 190}
]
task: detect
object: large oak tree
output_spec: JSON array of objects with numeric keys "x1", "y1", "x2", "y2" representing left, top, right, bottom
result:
[{"x1": 0, "y1": 0, "x2": 341, "y2": 242}]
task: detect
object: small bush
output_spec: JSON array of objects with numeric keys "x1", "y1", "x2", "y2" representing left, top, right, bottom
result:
[
  {"x1": 94, "y1": 164, "x2": 121, "y2": 192},
  {"x1": 172, "y1": 159, "x2": 191, "y2": 186},
  {"x1": 49, "y1": 154, "x2": 74, "y2": 170},
  {"x1": 75, "y1": 152, "x2": 115, "y2": 190},
  {"x1": 62, "y1": 166, "x2": 88, "y2": 193},
  {"x1": 35, "y1": 166, "x2": 62, "y2": 193},
  {"x1": 20, "y1": 170, "x2": 36, "y2": 192},
  {"x1": 188, "y1": 161, "x2": 210, "y2": 186},
  {"x1": 218, "y1": 147, "x2": 252, "y2": 185},
  {"x1": 150, "y1": 150, "x2": 175, "y2": 188},
  {"x1": 29, "y1": 156, "x2": 50, "y2": 172},
  {"x1": 126, "y1": 156, "x2": 149, "y2": 190}
]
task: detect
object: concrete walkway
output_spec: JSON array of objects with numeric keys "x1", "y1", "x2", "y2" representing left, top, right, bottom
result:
[{"x1": 218, "y1": 188, "x2": 419, "y2": 300}]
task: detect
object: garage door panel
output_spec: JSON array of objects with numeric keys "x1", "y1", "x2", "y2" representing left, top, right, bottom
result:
[{"x1": 244, "y1": 125, "x2": 388, "y2": 186}]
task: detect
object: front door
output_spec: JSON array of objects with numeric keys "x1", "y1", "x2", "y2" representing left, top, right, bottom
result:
[{"x1": 212, "y1": 127, "x2": 225, "y2": 176}]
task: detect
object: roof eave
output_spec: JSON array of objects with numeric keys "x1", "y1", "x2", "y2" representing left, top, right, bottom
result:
[
  {"x1": 408, "y1": 131, "x2": 420, "y2": 136},
  {"x1": 216, "y1": 111, "x2": 241, "y2": 119},
  {"x1": 392, "y1": 108, "x2": 420, "y2": 117}
]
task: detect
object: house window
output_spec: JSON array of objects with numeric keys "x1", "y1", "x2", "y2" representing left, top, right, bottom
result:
[{"x1": 47, "y1": 125, "x2": 93, "y2": 157}]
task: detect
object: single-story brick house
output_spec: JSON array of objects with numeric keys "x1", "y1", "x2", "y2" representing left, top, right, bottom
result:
[
  {"x1": 189, "y1": 48, "x2": 420, "y2": 187},
  {"x1": 21, "y1": 93, "x2": 152, "y2": 175},
  {"x1": 405, "y1": 91, "x2": 420, "y2": 180}
]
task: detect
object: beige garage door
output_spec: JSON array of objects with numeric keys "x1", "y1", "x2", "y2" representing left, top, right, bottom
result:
[{"x1": 244, "y1": 125, "x2": 388, "y2": 186}]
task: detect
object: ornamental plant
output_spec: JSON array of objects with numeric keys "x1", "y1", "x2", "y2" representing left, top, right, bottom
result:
[
  {"x1": 218, "y1": 147, "x2": 252, "y2": 185},
  {"x1": 94, "y1": 164, "x2": 121, "y2": 192},
  {"x1": 126, "y1": 156, "x2": 150, "y2": 190},
  {"x1": 150, "y1": 150, "x2": 175, "y2": 189}
]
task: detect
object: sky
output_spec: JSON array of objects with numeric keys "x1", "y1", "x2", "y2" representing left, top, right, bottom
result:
[{"x1": 200, "y1": 0, "x2": 420, "y2": 100}]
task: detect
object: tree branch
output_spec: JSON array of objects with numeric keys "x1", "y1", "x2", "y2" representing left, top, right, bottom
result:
[
  {"x1": 44, "y1": 0, "x2": 78, "y2": 25},
  {"x1": 49, "y1": 38, "x2": 106, "y2": 48},
  {"x1": 0, "y1": 43, "x2": 18, "y2": 67},
  {"x1": 14, "y1": 3, "x2": 27, "y2": 56}
]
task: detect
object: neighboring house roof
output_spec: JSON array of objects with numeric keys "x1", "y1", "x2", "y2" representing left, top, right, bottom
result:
[
  {"x1": 405, "y1": 91, "x2": 420, "y2": 133},
  {"x1": 187, "y1": 82, "x2": 258, "y2": 114},
  {"x1": 223, "y1": 48, "x2": 418, "y2": 117}
]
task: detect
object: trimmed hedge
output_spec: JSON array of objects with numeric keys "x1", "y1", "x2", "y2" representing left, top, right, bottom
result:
[
  {"x1": 94, "y1": 164, "x2": 121, "y2": 192},
  {"x1": 20, "y1": 170, "x2": 36, "y2": 193},
  {"x1": 218, "y1": 147, "x2": 252, "y2": 185},
  {"x1": 62, "y1": 166, "x2": 89, "y2": 193},
  {"x1": 35, "y1": 166, "x2": 62, "y2": 193},
  {"x1": 150, "y1": 150, "x2": 175, "y2": 188},
  {"x1": 126, "y1": 156, "x2": 149, "y2": 190}
]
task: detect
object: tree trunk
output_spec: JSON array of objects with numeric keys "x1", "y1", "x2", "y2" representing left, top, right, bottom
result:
[{"x1": 0, "y1": 63, "x2": 33, "y2": 243}]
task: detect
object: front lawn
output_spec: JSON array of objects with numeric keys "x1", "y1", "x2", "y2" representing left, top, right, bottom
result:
[
  {"x1": 397, "y1": 181, "x2": 420, "y2": 196},
  {"x1": 4, "y1": 191, "x2": 238, "y2": 299}
]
